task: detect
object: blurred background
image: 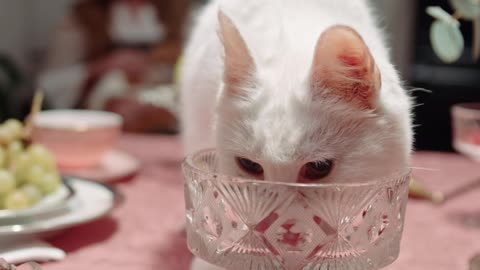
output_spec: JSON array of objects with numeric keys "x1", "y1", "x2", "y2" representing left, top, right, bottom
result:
[{"x1": 0, "y1": 0, "x2": 478, "y2": 151}]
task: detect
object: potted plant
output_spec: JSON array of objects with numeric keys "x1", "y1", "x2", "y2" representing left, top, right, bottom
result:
[{"x1": 427, "y1": 0, "x2": 480, "y2": 63}]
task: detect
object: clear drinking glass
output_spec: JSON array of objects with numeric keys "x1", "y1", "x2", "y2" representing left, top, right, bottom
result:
[
  {"x1": 182, "y1": 150, "x2": 411, "y2": 270},
  {"x1": 452, "y1": 103, "x2": 480, "y2": 162},
  {"x1": 451, "y1": 103, "x2": 480, "y2": 229}
]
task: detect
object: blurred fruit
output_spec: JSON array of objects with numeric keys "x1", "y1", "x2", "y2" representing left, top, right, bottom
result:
[
  {"x1": 0, "y1": 169, "x2": 15, "y2": 196},
  {"x1": 7, "y1": 140, "x2": 23, "y2": 166},
  {"x1": 37, "y1": 172, "x2": 61, "y2": 195},
  {"x1": 21, "y1": 184, "x2": 42, "y2": 205},
  {"x1": 4, "y1": 190, "x2": 30, "y2": 210},
  {"x1": 0, "y1": 118, "x2": 62, "y2": 210},
  {"x1": 4, "y1": 119, "x2": 23, "y2": 140}
]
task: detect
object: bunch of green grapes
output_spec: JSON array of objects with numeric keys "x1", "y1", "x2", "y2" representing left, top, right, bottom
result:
[{"x1": 0, "y1": 119, "x2": 61, "y2": 210}]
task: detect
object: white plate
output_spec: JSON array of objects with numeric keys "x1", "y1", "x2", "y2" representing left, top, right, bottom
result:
[
  {"x1": 0, "y1": 178, "x2": 121, "y2": 237},
  {"x1": 61, "y1": 150, "x2": 140, "y2": 182},
  {"x1": 0, "y1": 183, "x2": 74, "y2": 224}
]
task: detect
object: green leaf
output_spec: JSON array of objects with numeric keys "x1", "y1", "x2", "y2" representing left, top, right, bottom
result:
[
  {"x1": 430, "y1": 20, "x2": 465, "y2": 63},
  {"x1": 427, "y1": 6, "x2": 460, "y2": 26},
  {"x1": 449, "y1": 0, "x2": 480, "y2": 20}
]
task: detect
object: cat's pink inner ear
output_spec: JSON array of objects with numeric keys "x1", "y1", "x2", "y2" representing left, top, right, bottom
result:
[
  {"x1": 311, "y1": 25, "x2": 381, "y2": 109},
  {"x1": 218, "y1": 11, "x2": 255, "y2": 90}
]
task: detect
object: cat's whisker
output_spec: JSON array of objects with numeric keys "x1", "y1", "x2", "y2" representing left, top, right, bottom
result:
[{"x1": 406, "y1": 87, "x2": 432, "y2": 94}]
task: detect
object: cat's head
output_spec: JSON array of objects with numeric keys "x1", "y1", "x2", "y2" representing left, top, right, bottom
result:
[{"x1": 215, "y1": 11, "x2": 411, "y2": 183}]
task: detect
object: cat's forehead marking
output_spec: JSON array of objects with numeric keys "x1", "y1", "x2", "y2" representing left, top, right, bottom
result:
[
  {"x1": 242, "y1": 95, "x2": 372, "y2": 162},
  {"x1": 244, "y1": 97, "x2": 318, "y2": 162}
]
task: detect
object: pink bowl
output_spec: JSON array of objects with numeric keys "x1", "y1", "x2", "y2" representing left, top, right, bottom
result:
[{"x1": 31, "y1": 110, "x2": 123, "y2": 169}]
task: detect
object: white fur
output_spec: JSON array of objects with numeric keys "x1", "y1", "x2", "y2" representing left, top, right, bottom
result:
[{"x1": 180, "y1": 0, "x2": 412, "y2": 269}]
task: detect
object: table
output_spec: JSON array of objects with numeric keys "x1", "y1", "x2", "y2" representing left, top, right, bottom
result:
[
  {"x1": 42, "y1": 134, "x2": 480, "y2": 270},
  {"x1": 386, "y1": 151, "x2": 480, "y2": 270},
  {"x1": 45, "y1": 134, "x2": 191, "y2": 270}
]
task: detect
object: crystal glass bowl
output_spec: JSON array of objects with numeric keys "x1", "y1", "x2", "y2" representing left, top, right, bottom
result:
[{"x1": 182, "y1": 150, "x2": 411, "y2": 270}]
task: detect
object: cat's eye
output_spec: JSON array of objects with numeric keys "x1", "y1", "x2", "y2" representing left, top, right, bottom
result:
[
  {"x1": 300, "y1": 160, "x2": 334, "y2": 180},
  {"x1": 235, "y1": 157, "x2": 264, "y2": 176}
]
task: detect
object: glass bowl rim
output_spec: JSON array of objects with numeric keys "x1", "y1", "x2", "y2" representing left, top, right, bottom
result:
[
  {"x1": 182, "y1": 149, "x2": 412, "y2": 188},
  {"x1": 452, "y1": 102, "x2": 480, "y2": 118}
]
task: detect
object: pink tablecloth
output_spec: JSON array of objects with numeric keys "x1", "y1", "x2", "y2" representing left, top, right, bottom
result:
[{"x1": 42, "y1": 134, "x2": 480, "y2": 270}]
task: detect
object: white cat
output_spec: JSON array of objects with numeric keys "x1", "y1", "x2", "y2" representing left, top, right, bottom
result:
[{"x1": 180, "y1": 0, "x2": 413, "y2": 269}]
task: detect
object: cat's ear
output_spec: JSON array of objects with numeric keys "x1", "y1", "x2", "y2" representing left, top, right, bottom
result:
[
  {"x1": 310, "y1": 25, "x2": 381, "y2": 110},
  {"x1": 218, "y1": 10, "x2": 255, "y2": 91}
]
